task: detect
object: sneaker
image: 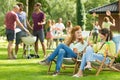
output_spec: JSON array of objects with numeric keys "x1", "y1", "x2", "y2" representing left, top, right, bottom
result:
[
  {"x1": 14, "y1": 55, "x2": 17, "y2": 59},
  {"x1": 44, "y1": 55, "x2": 48, "y2": 58},
  {"x1": 52, "y1": 71, "x2": 60, "y2": 76},
  {"x1": 84, "y1": 65, "x2": 92, "y2": 70},
  {"x1": 38, "y1": 60, "x2": 50, "y2": 65},
  {"x1": 72, "y1": 74, "x2": 83, "y2": 78},
  {"x1": 22, "y1": 54, "x2": 27, "y2": 58},
  {"x1": 35, "y1": 54, "x2": 40, "y2": 58}
]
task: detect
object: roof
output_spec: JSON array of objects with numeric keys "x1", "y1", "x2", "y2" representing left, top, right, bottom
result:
[{"x1": 89, "y1": 1, "x2": 119, "y2": 14}]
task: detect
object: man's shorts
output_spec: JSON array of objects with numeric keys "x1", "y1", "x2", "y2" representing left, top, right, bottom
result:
[
  {"x1": 33, "y1": 29, "x2": 44, "y2": 42},
  {"x1": 15, "y1": 31, "x2": 28, "y2": 45},
  {"x1": 6, "y1": 29, "x2": 15, "y2": 41}
]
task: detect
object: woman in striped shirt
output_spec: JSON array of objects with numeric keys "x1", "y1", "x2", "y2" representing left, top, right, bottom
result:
[{"x1": 73, "y1": 28, "x2": 116, "y2": 77}]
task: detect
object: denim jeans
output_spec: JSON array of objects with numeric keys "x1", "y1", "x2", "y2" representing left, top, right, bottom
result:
[
  {"x1": 112, "y1": 35, "x2": 120, "y2": 52},
  {"x1": 46, "y1": 43, "x2": 77, "y2": 72},
  {"x1": 80, "y1": 46, "x2": 110, "y2": 70}
]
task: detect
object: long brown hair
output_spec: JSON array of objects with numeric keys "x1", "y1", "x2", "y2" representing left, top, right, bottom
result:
[
  {"x1": 66, "y1": 20, "x2": 72, "y2": 28},
  {"x1": 65, "y1": 26, "x2": 84, "y2": 46},
  {"x1": 99, "y1": 28, "x2": 113, "y2": 41},
  {"x1": 103, "y1": 17, "x2": 110, "y2": 22}
]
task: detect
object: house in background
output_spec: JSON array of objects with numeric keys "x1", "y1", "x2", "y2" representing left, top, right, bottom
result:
[{"x1": 89, "y1": 1, "x2": 120, "y2": 32}]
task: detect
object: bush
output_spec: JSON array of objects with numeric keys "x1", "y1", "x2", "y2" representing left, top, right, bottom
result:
[
  {"x1": 0, "y1": 25, "x2": 6, "y2": 36},
  {"x1": 115, "y1": 54, "x2": 120, "y2": 63}
]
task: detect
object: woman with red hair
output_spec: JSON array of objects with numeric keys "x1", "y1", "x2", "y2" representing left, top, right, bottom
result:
[{"x1": 39, "y1": 26, "x2": 88, "y2": 76}]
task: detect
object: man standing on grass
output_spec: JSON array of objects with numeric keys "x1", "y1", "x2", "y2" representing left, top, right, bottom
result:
[
  {"x1": 32, "y1": 2, "x2": 46, "y2": 57},
  {"x1": 15, "y1": 2, "x2": 32, "y2": 58},
  {"x1": 4, "y1": 5, "x2": 29, "y2": 59}
]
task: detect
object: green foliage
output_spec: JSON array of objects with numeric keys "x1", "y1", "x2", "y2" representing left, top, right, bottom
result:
[
  {"x1": 115, "y1": 54, "x2": 120, "y2": 63},
  {"x1": 84, "y1": 0, "x2": 110, "y2": 11},
  {"x1": 0, "y1": 0, "x2": 16, "y2": 14},
  {"x1": 0, "y1": 0, "x2": 16, "y2": 26},
  {"x1": 25, "y1": 0, "x2": 77, "y2": 25},
  {"x1": 110, "y1": 0, "x2": 118, "y2": 3},
  {"x1": 76, "y1": 0, "x2": 84, "y2": 29},
  {"x1": 0, "y1": 0, "x2": 17, "y2": 36},
  {"x1": 44, "y1": 0, "x2": 77, "y2": 25},
  {"x1": 0, "y1": 25, "x2": 6, "y2": 36}
]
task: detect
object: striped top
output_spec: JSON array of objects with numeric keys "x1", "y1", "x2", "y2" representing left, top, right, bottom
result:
[
  {"x1": 69, "y1": 41, "x2": 88, "y2": 53},
  {"x1": 93, "y1": 40, "x2": 116, "y2": 57}
]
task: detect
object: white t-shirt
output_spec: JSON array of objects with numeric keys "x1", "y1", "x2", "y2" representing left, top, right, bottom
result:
[
  {"x1": 55, "y1": 23, "x2": 65, "y2": 34},
  {"x1": 69, "y1": 41, "x2": 88, "y2": 53}
]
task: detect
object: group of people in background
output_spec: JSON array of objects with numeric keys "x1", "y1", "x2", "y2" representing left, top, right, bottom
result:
[
  {"x1": 45, "y1": 18, "x2": 73, "y2": 49},
  {"x1": 4, "y1": 2, "x2": 73, "y2": 59},
  {"x1": 4, "y1": 2, "x2": 47, "y2": 59},
  {"x1": 4, "y1": 4, "x2": 30, "y2": 59},
  {"x1": 91, "y1": 10, "x2": 115, "y2": 43}
]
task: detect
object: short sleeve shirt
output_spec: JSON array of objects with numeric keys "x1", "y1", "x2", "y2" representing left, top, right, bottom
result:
[
  {"x1": 102, "y1": 22, "x2": 112, "y2": 29},
  {"x1": 93, "y1": 41, "x2": 116, "y2": 56},
  {"x1": 5, "y1": 11, "x2": 18, "y2": 30},
  {"x1": 32, "y1": 11, "x2": 45, "y2": 31},
  {"x1": 69, "y1": 41, "x2": 88, "y2": 53},
  {"x1": 16, "y1": 11, "x2": 27, "y2": 29},
  {"x1": 55, "y1": 23, "x2": 65, "y2": 33}
]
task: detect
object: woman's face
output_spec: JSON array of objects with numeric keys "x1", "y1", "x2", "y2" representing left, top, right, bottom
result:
[
  {"x1": 99, "y1": 33, "x2": 106, "y2": 40},
  {"x1": 75, "y1": 29, "x2": 82, "y2": 39}
]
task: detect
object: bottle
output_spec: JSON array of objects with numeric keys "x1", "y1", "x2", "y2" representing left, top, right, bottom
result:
[{"x1": 104, "y1": 42, "x2": 110, "y2": 56}]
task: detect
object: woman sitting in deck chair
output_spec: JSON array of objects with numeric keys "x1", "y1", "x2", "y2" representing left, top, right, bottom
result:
[
  {"x1": 39, "y1": 26, "x2": 88, "y2": 76},
  {"x1": 73, "y1": 28, "x2": 116, "y2": 77}
]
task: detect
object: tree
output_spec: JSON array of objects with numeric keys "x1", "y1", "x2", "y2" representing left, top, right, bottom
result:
[
  {"x1": 44, "y1": 0, "x2": 77, "y2": 25},
  {"x1": 0, "y1": 0, "x2": 16, "y2": 36},
  {"x1": 76, "y1": 0, "x2": 84, "y2": 29}
]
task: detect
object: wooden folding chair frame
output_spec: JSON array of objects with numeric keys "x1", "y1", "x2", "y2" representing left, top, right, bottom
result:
[
  {"x1": 92, "y1": 54, "x2": 120, "y2": 76},
  {"x1": 92, "y1": 36, "x2": 120, "y2": 76},
  {"x1": 47, "y1": 56, "x2": 81, "y2": 74}
]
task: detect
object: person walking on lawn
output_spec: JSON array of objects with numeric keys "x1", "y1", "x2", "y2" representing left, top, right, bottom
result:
[{"x1": 15, "y1": 2, "x2": 32, "y2": 58}]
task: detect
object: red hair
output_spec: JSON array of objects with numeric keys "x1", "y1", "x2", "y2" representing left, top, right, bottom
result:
[{"x1": 65, "y1": 26, "x2": 84, "y2": 46}]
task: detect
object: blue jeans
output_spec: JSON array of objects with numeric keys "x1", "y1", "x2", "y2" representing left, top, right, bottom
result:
[
  {"x1": 80, "y1": 46, "x2": 110, "y2": 70},
  {"x1": 112, "y1": 35, "x2": 120, "y2": 52},
  {"x1": 46, "y1": 43, "x2": 77, "y2": 72}
]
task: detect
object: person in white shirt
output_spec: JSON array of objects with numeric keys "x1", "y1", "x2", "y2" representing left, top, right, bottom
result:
[
  {"x1": 92, "y1": 21, "x2": 101, "y2": 43},
  {"x1": 54, "y1": 18, "x2": 65, "y2": 46},
  {"x1": 55, "y1": 18, "x2": 65, "y2": 36},
  {"x1": 39, "y1": 26, "x2": 88, "y2": 76}
]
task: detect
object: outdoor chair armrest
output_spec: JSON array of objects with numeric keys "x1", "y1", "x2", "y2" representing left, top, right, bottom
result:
[{"x1": 106, "y1": 54, "x2": 117, "y2": 59}]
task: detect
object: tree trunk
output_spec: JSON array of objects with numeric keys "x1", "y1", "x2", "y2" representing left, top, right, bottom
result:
[
  {"x1": 28, "y1": 0, "x2": 35, "y2": 20},
  {"x1": 26, "y1": 0, "x2": 28, "y2": 17}
]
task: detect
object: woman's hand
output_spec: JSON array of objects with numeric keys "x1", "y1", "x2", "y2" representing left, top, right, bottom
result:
[
  {"x1": 73, "y1": 48, "x2": 79, "y2": 54},
  {"x1": 106, "y1": 10, "x2": 114, "y2": 20},
  {"x1": 106, "y1": 10, "x2": 111, "y2": 16}
]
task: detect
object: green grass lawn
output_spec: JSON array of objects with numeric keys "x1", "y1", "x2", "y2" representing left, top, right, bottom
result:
[{"x1": 0, "y1": 40, "x2": 120, "y2": 80}]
